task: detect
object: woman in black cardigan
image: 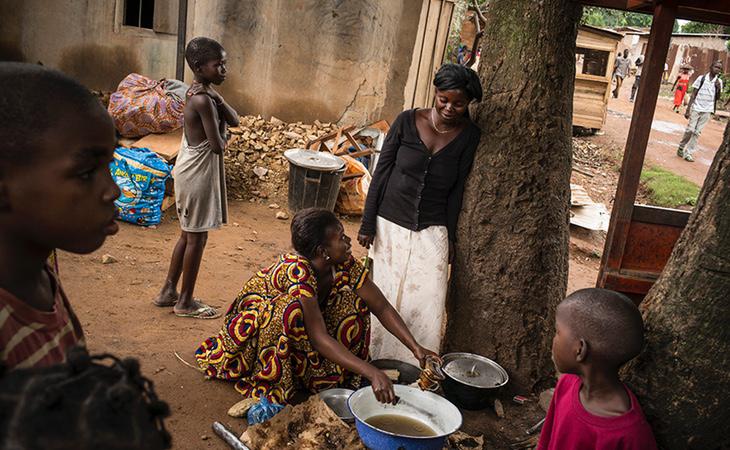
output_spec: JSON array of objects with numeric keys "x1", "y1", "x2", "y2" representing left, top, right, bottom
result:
[{"x1": 358, "y1": 64, "x2": 482, "y2": 363}]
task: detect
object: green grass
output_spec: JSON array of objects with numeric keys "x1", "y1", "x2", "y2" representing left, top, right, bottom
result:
[{"x1": 640, "y1": 166, "x2": 700, "y2": 208}]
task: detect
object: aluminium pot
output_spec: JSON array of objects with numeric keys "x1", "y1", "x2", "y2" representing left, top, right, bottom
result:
[{"x1": 440, "y1": 352, "x2": 509, "y2": 410}]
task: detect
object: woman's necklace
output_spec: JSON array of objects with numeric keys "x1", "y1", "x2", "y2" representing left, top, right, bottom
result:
[{"x1": 430, "y1": 108, "x2": 456, "y2": 134}]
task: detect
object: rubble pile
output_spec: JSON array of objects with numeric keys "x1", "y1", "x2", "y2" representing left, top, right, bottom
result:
[{"x1": 224, "y1": 115, "x2": 339, "y2": 202}]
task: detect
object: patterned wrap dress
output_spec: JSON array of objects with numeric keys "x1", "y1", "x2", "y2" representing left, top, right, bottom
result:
[{"x1": 195, "y1": 253, "x2": 370, "y2": 404}]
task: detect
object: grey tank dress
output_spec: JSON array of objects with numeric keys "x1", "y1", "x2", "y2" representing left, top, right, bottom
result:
[{"x1": 173, "y1": 135, "x2": 228, "y2": 232}]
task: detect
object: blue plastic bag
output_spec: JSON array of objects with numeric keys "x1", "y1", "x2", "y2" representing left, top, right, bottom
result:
[
  {"x1": 247, "y1": 398, "x2": 285, "y2": 425},
  {"x1": 110, "y1": 146, "x2": 171, "y2": 226}
]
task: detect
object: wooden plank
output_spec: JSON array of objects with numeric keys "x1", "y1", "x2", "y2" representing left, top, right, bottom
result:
[
  {"x1": 414, "y1": 0, "x2": 442, "y2": 108},
  {"x1": 403, "y1": 0, "x2": 430, "y2": 110},
  {"x1": 131, "y1": 129, "x2": 183, "y2": 162},
  {"x1": 598, "y1": 0, "x2": 677, "y2": 288},
  {"x1": 621, "y1": 220, "x2": 684, "y2": 273},
  {"x1": 603, "y1": 272, "x2": 656, "y2": 296},
  {"x1": 632, "y1": 204, "x2": 691, "y2": 227}
]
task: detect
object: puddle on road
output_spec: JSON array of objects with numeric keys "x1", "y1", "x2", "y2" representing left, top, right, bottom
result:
[
  {"x1": 651, "y1": 120, "x2": 685, "y2": 135},
  {"x1": 607, "y1": 109, "x2": 687, "y2": 135}
]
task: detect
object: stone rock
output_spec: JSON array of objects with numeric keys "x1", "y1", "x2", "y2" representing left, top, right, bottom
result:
[
  {"x1": 253, "y1": 166, "x2": 269, "y2": 179},
  {"x1": 268, "y1": 203, "x2": 280, "y2": 209},
  {"x1": 101, "y1": 254, "x2": 117, "y2": 264},
  {"x1": 276, "y1": 211, "x2": 289, "y2": 220},
  {"x1": 228, "y1": 397, "x2": 257, "y2": 418},
  {"x1": 494, "y1": 398, "x2": 505, "y2": 419},
  {"x1": 539, "y1": 388, "x2": 555, "y2": 413}
]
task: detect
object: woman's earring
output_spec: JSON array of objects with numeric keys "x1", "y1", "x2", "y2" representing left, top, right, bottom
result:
[{"x1": 325, "y1": 253, "x2": 331, "y2": 261}]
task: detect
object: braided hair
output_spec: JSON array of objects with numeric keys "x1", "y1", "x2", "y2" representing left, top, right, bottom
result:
[{"x1": 0, "y1": 346, "x2": 172, "y2": 450}]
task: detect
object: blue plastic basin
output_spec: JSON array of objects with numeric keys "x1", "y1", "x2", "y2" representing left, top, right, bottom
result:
[{"x1": 348, "y1": 384, "x2": 462, "y2": 450}]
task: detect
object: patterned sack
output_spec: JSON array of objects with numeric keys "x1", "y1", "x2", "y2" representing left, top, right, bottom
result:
[
  {"x1": 108, "y1": 73, "x2": 185, "y2": 138},
  {"x1": 336, "y1": 155, "x2": 371, "y2": 215},
  {"x1": 110, "y1": 146, "x2": 172, "y2": 226}
]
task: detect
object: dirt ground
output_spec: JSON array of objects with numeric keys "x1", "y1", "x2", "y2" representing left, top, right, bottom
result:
[
  {"x1": 603, "y1": 81, "x2": 727, "y2": 187},
  {"x1": 58, "y1": 197, "x2": 603, "y2": 449}
]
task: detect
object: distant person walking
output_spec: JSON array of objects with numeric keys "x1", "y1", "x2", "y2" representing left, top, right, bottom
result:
[
  {"x1": 677, "y1": 60, "x2": 723, "y2": 162},
  {"x1": 613, "y1": 49, "x2": 631, "y2": 98},
  {"x1": 629, "y1": 55, "x2": 644, "y2": 102},
  {"x1": 671, "y1": 66, "x2": 691, "y2": 113}
]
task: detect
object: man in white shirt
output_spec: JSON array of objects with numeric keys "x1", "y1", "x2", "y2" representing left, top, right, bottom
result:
[{"x1": 677, "y1": 61, "x2": 724, "y2": 162}]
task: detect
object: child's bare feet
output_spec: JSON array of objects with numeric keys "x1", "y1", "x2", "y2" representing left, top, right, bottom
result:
[
  {"x1": 153, "y1": 284, "x2": 179, "y2": 307},
  {"x1": 174, "y1": 299, "x2": 221, "y2": 319}
]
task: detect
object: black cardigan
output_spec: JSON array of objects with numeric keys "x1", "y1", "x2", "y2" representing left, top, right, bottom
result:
[{"x1": 359, "y1": 109, "x2": 480, "y2": 242}]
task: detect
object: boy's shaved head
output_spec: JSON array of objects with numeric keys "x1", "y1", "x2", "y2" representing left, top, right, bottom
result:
[
  {"x1": 559, "y1": 288, "x2": 644, "y2": 368},
  {"x1": 0, "y1": 63, "x2": 104, "y2": 166}
]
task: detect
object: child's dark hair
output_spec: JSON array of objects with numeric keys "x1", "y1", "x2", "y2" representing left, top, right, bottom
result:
[
  {"x1": 0, "y1": 346, "x2": 172, "y2": 449},
  {"x1": 561, "y1": 288, "x2": 644, "y2": 368},
  {"x1": 0, "y1": 62, "x2": 103, "y2": 166},
  {"x1": 185, "y1": 37, "x2": 224, "y2": 71},
  {"x1": 291, "y1": 208, "x2": 340, "y2": 260},
  {"x1": 433, "y1": 63, "x2": 483, "y2": 102}
]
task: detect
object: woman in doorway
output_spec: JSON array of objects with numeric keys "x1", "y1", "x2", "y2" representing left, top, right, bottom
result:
[{"x1": 358, "y1": 64, "x2": 482, "y2": 363}]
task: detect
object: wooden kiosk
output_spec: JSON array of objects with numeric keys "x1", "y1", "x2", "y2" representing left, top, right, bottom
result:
[{"x1": 573, "y1": 25, "x2": 623, "y2": 130}]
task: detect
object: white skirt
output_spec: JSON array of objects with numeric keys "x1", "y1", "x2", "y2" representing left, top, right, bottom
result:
[{"x1": 369, "y1": 216, "x2": 449, "y2": 365}]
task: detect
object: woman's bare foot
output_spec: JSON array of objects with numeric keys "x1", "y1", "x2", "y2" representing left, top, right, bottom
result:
[{"x1": 153, "y1": 284, "x2": 179, "y2": 307}]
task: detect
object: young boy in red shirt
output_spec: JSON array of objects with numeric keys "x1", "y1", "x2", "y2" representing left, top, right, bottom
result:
[
  {"x1": 538, "y1": 288, "x2": 657, "y2": 450},
  {"x1": 0, "y1": 63, "x2": 120, "y2": 369}
]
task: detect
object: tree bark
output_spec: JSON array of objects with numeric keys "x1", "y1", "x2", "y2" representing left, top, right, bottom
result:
[
  {"x1": 624, "y1": 122, "x2": 730, "y2": 449},
  {"x1": 443, "y1": 0, "x2": 580, "y2": 391}
]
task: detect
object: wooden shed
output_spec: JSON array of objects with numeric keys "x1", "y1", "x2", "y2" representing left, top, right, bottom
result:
[{"x1": 573, "y1": 25, "x2": 624, "y2": 130}]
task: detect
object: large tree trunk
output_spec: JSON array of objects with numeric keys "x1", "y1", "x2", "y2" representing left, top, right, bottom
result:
[
  {"x1": 624, "y1": 122, "x2": 730, "y2": 449},
  {"x1": 443, "y1": 1, "x2": 580, "y2": 391}
]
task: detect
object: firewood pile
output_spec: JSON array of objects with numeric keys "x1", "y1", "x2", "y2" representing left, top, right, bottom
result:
[{"x1": 224, "y1": 115, "x2": 340, "y2": 202}]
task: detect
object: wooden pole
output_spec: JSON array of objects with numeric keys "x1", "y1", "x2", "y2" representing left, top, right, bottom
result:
[
  {"x1": 175, "y1": 0, "x2": 188, "y2": 81},
  {"x1": 597, "y1": 0, "x2": 677, "y2": 286}
]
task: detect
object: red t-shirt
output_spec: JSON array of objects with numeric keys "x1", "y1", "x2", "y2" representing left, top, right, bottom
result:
[
  {"x1": 538, "y1": 374, "x2": 657, "y2": 450},
  {"x1": 0, "y1": 267, "x2": 85, "y2": 370}
]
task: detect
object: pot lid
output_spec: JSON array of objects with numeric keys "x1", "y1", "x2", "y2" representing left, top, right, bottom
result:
[
  {"x1": 284, "y1": 149, "x2": 345, "y2": 171},
  {"x1": 441, "y1": 353, "x2": 508, "y2": 389}
]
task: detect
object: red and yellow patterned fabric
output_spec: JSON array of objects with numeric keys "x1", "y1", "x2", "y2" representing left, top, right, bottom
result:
[
  {"x1": 195, "y1": 253, "x2": 370, "y2": 404},
  {"x1": 108, "y1": 73, "x2": 185, "y2": 138}
]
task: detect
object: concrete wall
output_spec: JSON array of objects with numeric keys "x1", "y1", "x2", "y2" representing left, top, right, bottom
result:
[
  {"x1": 0, "y1": 0, "x2": 177, "y2": 92},
  {"x1": 187, "y1": 0, "x2": 423, "y2": 124},
  {"x1": 0, "y1": 0, "x2": 423, "y2": 124}
]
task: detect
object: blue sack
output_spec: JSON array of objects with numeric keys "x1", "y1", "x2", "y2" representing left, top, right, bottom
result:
[
  {"x1": 110, "y1": 146, "x2": 171, "y2": 226},
  {"x1": 247, "y1": 398, "x2": 285, "y2": 425}
]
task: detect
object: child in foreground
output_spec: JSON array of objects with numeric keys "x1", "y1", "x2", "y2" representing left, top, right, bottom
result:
[
  {"x1": 538, "y1": 288, "x2": 657, "y2": 450},
  {"x1": 0, "y1": 62, "x2": 120, "y2": 369}
]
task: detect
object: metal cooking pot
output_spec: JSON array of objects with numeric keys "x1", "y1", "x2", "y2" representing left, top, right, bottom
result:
[{"x1": 440, "y1": 352, "x2": 509, "y2": 410}]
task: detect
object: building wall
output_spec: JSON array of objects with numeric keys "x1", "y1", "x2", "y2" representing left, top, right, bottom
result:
[
  {"x1": 187, "y1": 0, "x2": 423, "y2": 124},
  {"x1": 0, "y1": 0, "x2": 424, "y2": 124},
  {"x1": 0, "y1": 0, "x2": 177, "y2": 92},
  {"x1": 615, "y1": 33, "x2": 729, "y2": 82},
  {"x1": 666, "y1": 36, "x2": 730, "y2": 82}
]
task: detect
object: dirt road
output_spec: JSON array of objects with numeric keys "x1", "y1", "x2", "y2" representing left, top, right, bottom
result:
[{"x1": 601, "y1": 84, "x2": 726, "y2": 187}]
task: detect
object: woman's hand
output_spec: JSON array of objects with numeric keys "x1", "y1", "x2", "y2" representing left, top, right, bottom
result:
[
  {"x1": 413, "y1": 345, "x2": 440, "y2": 369},
  {"x1": 358, "y1": 234, "x2": 374, "y2": 249},
  {"x1": 368, "y1": 367, "x2": 396, "y2": 404}
]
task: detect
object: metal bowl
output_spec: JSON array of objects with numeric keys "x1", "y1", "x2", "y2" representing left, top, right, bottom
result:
[
  {"x1": 348, "y1": 384, "x2": 462, "y2": 450},
  {"x1": 319, "y1": 388, "x2": 355, "y2": 422},
  {"x1": 440, "y1": 352, "x2": 509, "y2": 410},
  {"x1": 371, "y1": 359, "x2": 421, "y2": 384}
]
